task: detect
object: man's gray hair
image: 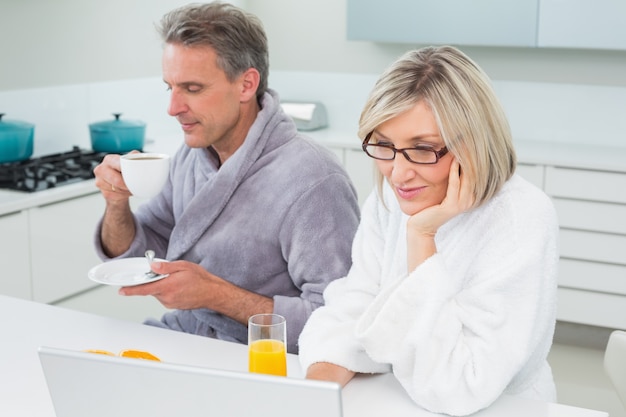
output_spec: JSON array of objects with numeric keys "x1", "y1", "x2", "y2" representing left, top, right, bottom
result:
[{"x1": 157, "y1": 2, "x2": 269, "y2": 101}]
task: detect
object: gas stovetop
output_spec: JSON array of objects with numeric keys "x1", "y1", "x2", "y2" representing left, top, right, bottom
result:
[{"x1": 0, "y1": 146, "x2": 107, "y2": 192}]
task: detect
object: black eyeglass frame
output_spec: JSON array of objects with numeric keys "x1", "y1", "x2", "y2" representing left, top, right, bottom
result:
[{"x1": 361, "y1": 132, "x2": 449, "y2": 165}]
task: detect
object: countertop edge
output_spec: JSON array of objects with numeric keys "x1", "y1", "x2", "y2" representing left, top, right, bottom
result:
[{"x1": 0, "y1": 179, "x2": 100, "y2": 216}]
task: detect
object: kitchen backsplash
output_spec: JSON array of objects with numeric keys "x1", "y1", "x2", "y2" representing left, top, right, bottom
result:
[
  {"x1": 0, "y1": 78, "x2": 180, "y2": 157},
  {"x1": 1, "y1": 71, "x2": 625, "y2": 158}
]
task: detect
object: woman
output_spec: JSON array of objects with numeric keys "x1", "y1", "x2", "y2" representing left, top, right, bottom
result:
[{"x1": 298, "y1": 46, "x2": 559, "y2": 416}]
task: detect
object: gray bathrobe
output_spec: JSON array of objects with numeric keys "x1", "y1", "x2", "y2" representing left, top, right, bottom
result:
[{"x1": 95, "y1": 90, "x2": 360, "y2": 353}]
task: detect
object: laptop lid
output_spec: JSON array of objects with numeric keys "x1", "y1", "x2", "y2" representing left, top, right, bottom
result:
[{"x1": 38, "y1": 346, "x2": 343, "y2": 417}]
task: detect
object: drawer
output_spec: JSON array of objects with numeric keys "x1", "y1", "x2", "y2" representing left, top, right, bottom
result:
[
  {"x1": 30, "y1": 193, "x2": 103, "y2": 303},
  {"x1": 557, "y1": 287, "x2": 626, "y2": 329},
  {"x1": 559, "y1": 258, "x2": 626, "y2": 295},
  {"x1": 0, "y1": 210, "x2": 31, "y2": 299},
  {"x1": 560, "y1": 229, "x2": 626, "y2": 265},
  {"x1": 516, "y1": 163, "x2": 544, "y2": 189},
  {"x1": 545, "y1": 166, "x2": 626, "y2": 203},
  {"x1": 554, "y1": 198, "x2": 626, "y2": 234}
]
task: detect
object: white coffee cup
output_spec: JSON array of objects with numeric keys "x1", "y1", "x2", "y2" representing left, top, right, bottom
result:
[{"x1": 120, "y1": 152, "x2": 170, "y2": 198}]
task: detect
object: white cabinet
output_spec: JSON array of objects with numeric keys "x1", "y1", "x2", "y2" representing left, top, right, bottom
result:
[
  {"x1": 544, "y1": 166, "x2": 626, "y2": 329},
  {"x1": 0, "y1": 210, "x2": 31, "y2": 299},
  {"x1": 29, "y1": 193, "x2": 104, "y2": 303},
  {"x1": 546, "y1": 166, "x2": 626, "y2": 204},
  {"x1": 538, "y1": 0, "x2": 626, "y2": 50},
  {"x1": 348, "y1": 0, "x2": 626, "y2": 51},
  {"x1": 344, "y1": 148, "x2": 376, "y2": 207},
  {"x1": 347, "y1": 0, "x2": 539, "y2": 47},
  {"x1": 554, "y1": 198, "x2": 626, "y2": 234},
  {"x1": 0, "y1": 188, "x2": 157, "y2": 304}
]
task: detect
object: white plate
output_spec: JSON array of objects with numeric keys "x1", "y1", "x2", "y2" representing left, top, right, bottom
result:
[{"x1": 88, "y1": 257, "x2": 169, "y2": 287}]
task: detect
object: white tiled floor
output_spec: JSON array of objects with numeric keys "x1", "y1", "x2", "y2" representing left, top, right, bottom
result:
[{"x1": 54, "y1": 285, "x2": 624, "y2": 416}]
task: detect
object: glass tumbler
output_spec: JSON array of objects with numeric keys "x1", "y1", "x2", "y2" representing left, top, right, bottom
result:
[{"x1": 248, "y1": 313, "x2": 287, "y2": 376}]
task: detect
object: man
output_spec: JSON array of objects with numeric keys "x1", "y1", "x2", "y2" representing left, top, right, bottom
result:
[{"x1": 93, "y1": 2, "x2": 359, "y2": 353}]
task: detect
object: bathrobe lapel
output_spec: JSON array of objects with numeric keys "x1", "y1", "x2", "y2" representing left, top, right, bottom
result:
[{"x1": 167, "y1": 93, "x2": 287, "y2": 260}]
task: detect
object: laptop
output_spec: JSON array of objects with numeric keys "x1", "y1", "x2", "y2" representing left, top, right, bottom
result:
[{"x1": 38, "y1": 346, "x2": 343, "y2": 417}]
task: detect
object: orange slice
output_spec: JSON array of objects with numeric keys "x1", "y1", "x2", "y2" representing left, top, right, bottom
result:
[
  {"x1": 84, "y1": 349, "x2": 115, "y2": 356},
  {"x1": 119, "y1": 349, "x2": 161, "y2": 361}
]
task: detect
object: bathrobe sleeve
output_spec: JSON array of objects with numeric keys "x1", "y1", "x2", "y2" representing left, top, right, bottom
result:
[
  {"x1": 298, "y1": 191, "x2": 392, "y2": 373},
  {"x1": 93, "y1": 170, "x2": 176, "y2": 261},
  {"x1": 275, "y1": 171, "x2": 360, "y2": 351}
]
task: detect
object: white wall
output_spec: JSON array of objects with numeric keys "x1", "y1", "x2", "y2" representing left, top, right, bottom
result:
[
  {"x1": 2, "y1": 0, "x2": 626, "y2": 91},
  {"x1": 1, "y1": 0, "x2": 625, "y2": 155},
  {"x1": 0, "y1": 0, "x2": 244, "y2": 91}
]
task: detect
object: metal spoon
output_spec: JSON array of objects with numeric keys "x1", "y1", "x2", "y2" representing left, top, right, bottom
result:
[{"x1": 144, "y1": 250, "x2": 160, "y2": 279}]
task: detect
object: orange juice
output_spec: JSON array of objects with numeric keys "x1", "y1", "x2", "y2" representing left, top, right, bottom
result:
[{"x1": 248, "y1": 339, "x2": 287, "y2": 376}]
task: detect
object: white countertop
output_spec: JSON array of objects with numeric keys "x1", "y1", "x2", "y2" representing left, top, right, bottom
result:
[
  {"x1": 0, "y1": 294, "x2": 607, "y2": 417},
  {"x1": 511, "y1": 139, "x2": 626, "y2": 172},
  {"x1": 2, "y1": 131, "x2": 625, "y2": 217}
]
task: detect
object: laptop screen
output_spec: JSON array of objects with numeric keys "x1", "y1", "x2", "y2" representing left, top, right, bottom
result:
[{"x1": 38, "y1": 346, "x2": 343, "y2": 417}]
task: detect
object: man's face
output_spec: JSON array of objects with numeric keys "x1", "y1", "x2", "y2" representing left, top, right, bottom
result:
[{"x1": 162, "y1": 43, "x2": 245, "y2": 156}]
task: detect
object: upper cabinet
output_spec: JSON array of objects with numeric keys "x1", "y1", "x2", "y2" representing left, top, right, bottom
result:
[
  {"x1": 538, "y1": 0, "x2": 626, "y2": 50},
  {"x1": 348, "y1": 0, "x2": 626, "y2": 51},
  {"x1": 347, "y1": 0, "x2": 539, "y2": 47}
]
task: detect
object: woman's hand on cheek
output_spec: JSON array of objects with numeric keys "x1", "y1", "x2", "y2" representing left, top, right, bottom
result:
[{"x1": 407, "y1": 159, "x2": 474, "y2": 237}]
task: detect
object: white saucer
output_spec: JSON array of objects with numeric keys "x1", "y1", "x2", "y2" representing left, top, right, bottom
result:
[{"x1": 88, "y1": 257, "x2": 169, "y2": 287}]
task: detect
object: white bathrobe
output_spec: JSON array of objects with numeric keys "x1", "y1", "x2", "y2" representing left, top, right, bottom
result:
[{"x1": 298, "y1": 174, "x2": 559, "y2": 416}]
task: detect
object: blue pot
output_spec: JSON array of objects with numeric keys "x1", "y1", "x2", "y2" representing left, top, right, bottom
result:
[
  {"x1": 0, "y1": 113, "x2": 34, "y2": 164},
  {"x1": 89, "y1": 113, "x2": 146, "y2": 153}
]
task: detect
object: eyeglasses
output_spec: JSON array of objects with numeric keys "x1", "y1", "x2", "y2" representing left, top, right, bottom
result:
[{"x1": 362, "y1": 132, "x2": 449, "y2": 164}]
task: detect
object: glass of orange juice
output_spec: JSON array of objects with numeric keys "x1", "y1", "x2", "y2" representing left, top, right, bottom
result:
[{"x1": 248, "y1": 313, "x2": 287, "y2": 376}]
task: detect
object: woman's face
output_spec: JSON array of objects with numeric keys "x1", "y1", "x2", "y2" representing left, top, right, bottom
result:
[{"x1": 373, "y1": 101, "x2": 453, "y2": 216}]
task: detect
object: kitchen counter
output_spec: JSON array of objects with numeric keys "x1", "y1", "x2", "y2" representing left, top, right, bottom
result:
[
  {"x1": 0, "y1": 294, "x2": 607, "y2": 417},
  {"x1": 510, "y1": 139, "x2": 626, "y2": 172},
  {"x1": 2, "y1": 132, "x2": 626, "y2": 217}
]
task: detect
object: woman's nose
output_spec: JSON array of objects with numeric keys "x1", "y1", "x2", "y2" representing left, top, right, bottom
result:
[{"x1": 390, "y1": 155, "x2": 417, "y2": 183}]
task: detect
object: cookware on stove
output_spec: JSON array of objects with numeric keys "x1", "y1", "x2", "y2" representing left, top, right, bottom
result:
[
  {"x1": 0, "y1": 146, "x2": 106, "y2": 192},
  {"x1": 89, "y1": 113, "x2": 146, "y2": 153},
  {"x1": 0, "y1": 113, "x2": 35, "y2": 163}
]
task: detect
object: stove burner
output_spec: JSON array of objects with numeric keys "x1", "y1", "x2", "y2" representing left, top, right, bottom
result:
[{"x1": 0, "y1": 146, "x2": 107, "y2": 192}]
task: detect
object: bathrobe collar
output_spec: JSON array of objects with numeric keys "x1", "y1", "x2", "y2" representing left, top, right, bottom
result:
[{"x1": 167, "y1": 89, "x2": 296, "y2": 259}]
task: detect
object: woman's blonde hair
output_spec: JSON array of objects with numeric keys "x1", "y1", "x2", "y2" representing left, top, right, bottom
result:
[{"x1": 359, "y1": 46, "x2": 516, "y2": 208}]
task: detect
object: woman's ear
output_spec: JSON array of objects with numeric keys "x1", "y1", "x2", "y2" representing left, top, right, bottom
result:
[{"x1": 239, "y1": 68, "x2": 260, "y2": 103}]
